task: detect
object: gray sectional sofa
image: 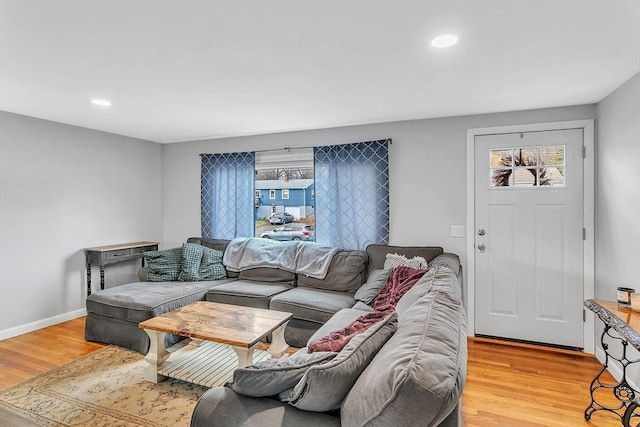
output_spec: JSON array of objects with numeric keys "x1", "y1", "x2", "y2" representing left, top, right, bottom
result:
[
  {"x1": 85, "y1": 237, "x2": 449, "y2": 351},
  {"x1": 85, "y1": 237, "x2": 467, "y2": 425}
]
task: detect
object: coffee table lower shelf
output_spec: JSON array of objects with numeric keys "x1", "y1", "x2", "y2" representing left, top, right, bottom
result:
[{"x1": 159, "y1": 340, "x2": 272, "y2": 388}]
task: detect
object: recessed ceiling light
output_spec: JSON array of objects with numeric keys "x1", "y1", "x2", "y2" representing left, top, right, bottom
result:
[
  {"x1": 431, "y1": 34, "x2": 458, "y2": 49},
  {"x1": 91, "y1": 98, "x2": 111, "y2": 107}
]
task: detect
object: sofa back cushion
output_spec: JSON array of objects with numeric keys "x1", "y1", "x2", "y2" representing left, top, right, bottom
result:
[
  {"x1": 187, "y1": 237, "x2": 231, "y2": 252},
  {"x1": 395, "y1": 264, "x2": 463, "y2": 316},
  {"x1": 366, "y1": 244, "x2": 443, "y2": 276},
  {"x1": 237, "y1": 267, "x2": 296, "y2": 284},
  {"x1": 341, "y1": 290, "x2": 467, "y2": 427},
  {"x1": 297, "y1": 250, "x2": 367, "y2": 293}
]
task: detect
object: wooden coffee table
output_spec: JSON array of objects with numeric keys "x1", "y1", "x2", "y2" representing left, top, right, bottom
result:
[{"x1": 138, "y1": 301, "x2": 292, "y2": 387}]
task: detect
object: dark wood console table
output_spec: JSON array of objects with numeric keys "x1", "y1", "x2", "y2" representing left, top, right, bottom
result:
[
  {"x1": 584, "y1": 299, "x2": 640, "y2": 427},
  {"x1": 85, "y1": 241, "x2": 158, "y2": 296}
]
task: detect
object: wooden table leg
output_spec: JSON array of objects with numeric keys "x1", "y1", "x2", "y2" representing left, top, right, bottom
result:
[
  {"x1": 232, "y1": 345, "x2": 256, "y2": 368},
  {"x1": 268, "y1": 322, "x2": 289, "y2": 359},
  {"x1": 143, "y1": 330, "x2": 170, "y2": 383}
]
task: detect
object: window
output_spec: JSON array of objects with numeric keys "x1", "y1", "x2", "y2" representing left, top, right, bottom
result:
[
  {"x1": 490, "y1": 145, "x2": 565, "y2": 187},
  {"x1": 201, "y1": 141, "x2": 389, "y2": 249},
  {"x1": 255, "y1": 149, "x2": 315, "y2": 240}
]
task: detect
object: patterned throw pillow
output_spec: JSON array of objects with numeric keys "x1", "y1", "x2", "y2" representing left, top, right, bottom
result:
[
  {"x1": 178, "y1": 243, "x2": 205, "y2": 281},
  {"x1": 354, "y1": 268, "x2": 392, "y2": 305},
  {"x1": 383, "y1": 252, "x2": 428, "y2": 270},
  {"x1": 199, "y1": 246, "x2": 227, "y2": 280},
  {"x1": 144, "y1": 247, "x2": 182, "y2": 282}
]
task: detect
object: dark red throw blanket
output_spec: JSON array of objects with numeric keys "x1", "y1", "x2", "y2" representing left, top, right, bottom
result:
[{"x1": 308, "y1": 266, "x2": 427, "y2": 353}]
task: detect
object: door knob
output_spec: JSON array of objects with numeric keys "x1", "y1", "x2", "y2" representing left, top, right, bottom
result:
[
  {"x1": 478, "y1": 229, "x2": 486, "y2": 236},
  {"x1": 478, "y1": 243, "x2": 486, "y2": 251}
]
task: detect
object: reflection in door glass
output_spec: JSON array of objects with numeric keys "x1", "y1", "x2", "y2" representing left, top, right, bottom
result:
[{"x1": 490, "y1": 146, "x2": 565, "y2": 187}]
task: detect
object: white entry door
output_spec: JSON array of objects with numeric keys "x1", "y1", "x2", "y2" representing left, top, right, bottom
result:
[{"x1": 474, "y1": 128, "x2": 584, "y2": 348}]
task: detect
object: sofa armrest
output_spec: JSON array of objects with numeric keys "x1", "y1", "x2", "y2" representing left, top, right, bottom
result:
[
  {"x1": 191, "y1": 387, "x2": 341, "y2": 427},
  {"x1": 138, "y1": 266, "x2": 148, "y2": 281}
]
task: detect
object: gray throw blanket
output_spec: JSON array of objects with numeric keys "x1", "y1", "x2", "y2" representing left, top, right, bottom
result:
[{"x1": 223, "y1": 237, "x2": 339, "y2": 279}]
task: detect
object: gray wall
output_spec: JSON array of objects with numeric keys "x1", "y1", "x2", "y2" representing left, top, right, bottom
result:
[
  {"x1": 162, "y1": 104, "x2": 598, "y2": 296},
  {"x1": 595, "y1": 72, "x2": 640, "y2": 384},
  {"x1": 0, "y1": 111, "x2": 163, "y2": 338}
]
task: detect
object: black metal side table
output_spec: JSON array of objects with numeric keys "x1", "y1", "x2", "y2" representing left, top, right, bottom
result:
[{"x1": 584, "y1": 299, "x2": 640, "y2": 427}]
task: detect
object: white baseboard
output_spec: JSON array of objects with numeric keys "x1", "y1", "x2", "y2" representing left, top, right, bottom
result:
[
  {"x1": 595, "y1": 346, "x2": 639, "y2": 392},
  {"x1": 0, "y1": 308, "x2": 87, "y2": 341}
]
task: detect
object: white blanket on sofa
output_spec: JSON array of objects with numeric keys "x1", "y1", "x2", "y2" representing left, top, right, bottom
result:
[{"x1": 222, "y1": 237, "x2": 339, "y2": 279}]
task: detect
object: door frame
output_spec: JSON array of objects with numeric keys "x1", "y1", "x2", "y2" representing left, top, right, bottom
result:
[{"x1": 466, "y1": 119, "x2": 595, "y2": 354}]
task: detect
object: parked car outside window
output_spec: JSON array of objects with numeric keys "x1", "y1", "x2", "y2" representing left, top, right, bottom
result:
[
  {"x1": 269, "y1": 212, "x2": 294, "y2": 224},
  {"x1": 260, "y1": 224, "x2": 314, "y2": 241}
]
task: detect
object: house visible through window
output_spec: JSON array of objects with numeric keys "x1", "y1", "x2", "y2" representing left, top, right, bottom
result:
[{"x1": 255, "y1": 148, "x2": 315, "y2": 241}]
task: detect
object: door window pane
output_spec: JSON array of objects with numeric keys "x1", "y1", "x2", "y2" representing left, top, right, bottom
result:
[{"x1": 490, "y1": 146, "x2": 565, "y2": 187}]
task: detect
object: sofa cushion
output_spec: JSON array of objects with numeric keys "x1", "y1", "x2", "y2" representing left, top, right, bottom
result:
[
  {"x1": 187, "y1": 237, "x2": 231, "y2": 252},
  {"x1": 429, "y1": 252, "x2": 461, "y2": 275},
  {"x1": 296, "y1": 250, "x2": 367, "y2": 293},
  {"x1": 144, "y1": 247, "x2": 182, "y2": 282},
  {"x1": 306, "y1": 307, "x2": 372, "y2": 346},
  {"x1": 354, "y1": 268, "x2": 392, "y2": 305},
  {"x1": 206, "y1": 280, "x2": 292, "y2": 309},
  {"x1": 307, "y1": 310, "x2": 392, "y2": 353},
  {"x1": 342, "y1": 290, "x2": 467, "y2": 427},
  {"x1": 280, "y1": 312, "x2": 397, "y2": 412},
  {"x1": 238, "y1": 267, "x2": 295, "y2": 284},
  {"x1": 395, "y1": 265, "x2": 462, "y2": 317},
  {"x1": 85, "y1": 280, "x2": 234, "y2": 323},
  {"x1": 269, "y1": 288, "x2": 356, "y2": 324},
  {"x1": 191, "y1": 387, "x2": 342, "y2": 427},
  {"x1": 227, "y1": 350, "x2": 338, "y2": 397}
]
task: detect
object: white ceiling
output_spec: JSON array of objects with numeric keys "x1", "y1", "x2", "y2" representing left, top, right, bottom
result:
[{"x1": 1, "y1": 1, "x2": 639, "y2": 143}]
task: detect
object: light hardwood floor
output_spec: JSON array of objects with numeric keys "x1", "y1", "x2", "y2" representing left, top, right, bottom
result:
[{"x1": 0, "y1": 318, "x2": 625, "y2": 426}]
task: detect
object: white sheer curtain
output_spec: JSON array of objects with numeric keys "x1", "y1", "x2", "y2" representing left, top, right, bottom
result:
[
  {"x1": 313, "y1": 139, "x2": 390, "y2": 250},
  {"x1": 200, "y1": 152, "x2": 255, "y2": 239}
]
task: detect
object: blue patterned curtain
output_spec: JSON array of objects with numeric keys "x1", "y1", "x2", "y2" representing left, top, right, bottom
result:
[
  {"x1": 314, "y1": 139, "x2": 390, "y2": 250},
  {"x1": 201, "y1": 152, "x2": 255, "y2": 239}
]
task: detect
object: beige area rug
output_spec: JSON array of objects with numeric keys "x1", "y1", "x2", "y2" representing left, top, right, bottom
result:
[{"x1": 0, "y1": 343, "x2": 209, "y2": 426}]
